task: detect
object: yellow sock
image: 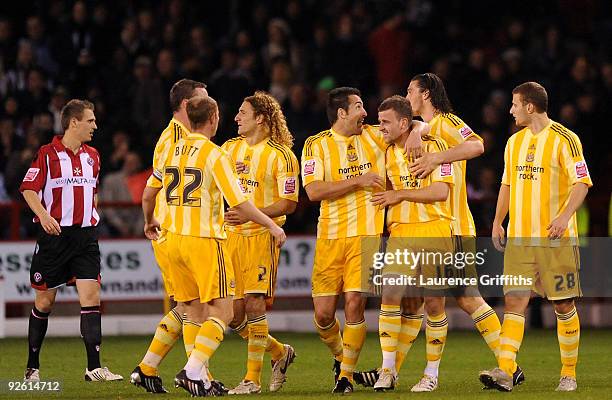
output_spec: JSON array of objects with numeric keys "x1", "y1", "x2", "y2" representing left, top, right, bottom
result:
[
  {"x1": 233, "y1": 316, "x2": 249, "y2": 340},
  {"x1": 379, "y1": 305, "x2": 401, "y2": 371},
  {"x1": 314, "y1": 317, "x2": 343, "y2": 361},
  {"x1": 245, "y1": 315, "x2": 268, "y2": 384},
  {"x1": 424, "y1": 313, "x2": 448, "y2": 377},
  {"x1": 339, "y1": 319, "x2": 367, "y2": 380},
  {"x1": 498, "y1": 312, "x2": 525, "y2": 376},
  {"x1": 556, "y1": 307, "x2": 580, "y2": 378},
  {"x1": 471, "y1": 304, "x2": 501, "y2": 359},
  {"x1": 235, "y1": 315, "x2": 285, "y2": 361},
  {"x1": 266, "y1": 335, "x2": 285, "y2": 361},
  {"x1": 395, "y1": 313, "x2": 423, "y2": 373},
  {"x1": 185, "y1": 317, "x2": 226, "y2": 379},
  {"x1": 139, "y1": 308, "x2": 182, "y2": 376},
  {"x1": 183, "y1": 319, "x2": 201, "y2": 358}
]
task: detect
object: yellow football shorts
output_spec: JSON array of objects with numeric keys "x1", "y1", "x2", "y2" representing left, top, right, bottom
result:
[
  {"x1": 311, "y1": 235, "x2": 381, "y2": 297},
  {"x1": 226, "y1": 230, "x2": 279, "y2": 301},
  {"x1": 165, "y1": 231, "x2": 235, "y2": 303},
  {"x1": 151, "y1": 229, "x2": 174, "y2": 297},
  {"x1": 384, "y1": 220, "x2": 455, "y2": 290},
  {"x1": 504, "y1": 243, "x2": 581, "y2": 300}
]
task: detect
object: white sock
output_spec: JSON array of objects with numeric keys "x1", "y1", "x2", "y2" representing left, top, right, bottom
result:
[
  {"x1": 382, "y1": 351, "x2": 396, "y2": 372},
  {"x1": 200, "y1": 364, "x2": 212, "y2": 389},
  {"x1": 424, "y1": 360, "x2": 440, "y2": 378},
  {"x1": 185, "y1": 357, "x2": 203, "y2": 380}
]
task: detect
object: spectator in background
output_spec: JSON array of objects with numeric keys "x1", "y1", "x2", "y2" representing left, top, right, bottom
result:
[
  {"x1": 284, "y1": 83, "x2": 315, "y2": 149},
  {"x1": 2, "y1": 39, "x2": 35, "y2": 95},
  {"x1": 100, "y1": 151, "x2": 144, "y2": 237},
  {"x1": 17, "y1": 68, "x2": 50, "y2": 118},
  {"x1": 268, "y1": 59, "x2": 292, "y2": 105},
  {"x1": 157, "y1": 49, "x2": 179, "y2": 109},
  {"x1": 48, "y1": 86, "x2": 68, "y2": 134},
  {"x1": 4, "y1": 128, "x2": 40, "y2": 200},
  {"x1": 368, "y1": 13, "x2": 410, "y2": 97},
  {"x1": 130, "y1": 56, "x2": 165, "y2": 147},
  {"x1": 0, "y1": 18, "x2": 16, "y2": 72},
  {"x1": 25, "y1": 16, "x2": 58, "y2": 77}
]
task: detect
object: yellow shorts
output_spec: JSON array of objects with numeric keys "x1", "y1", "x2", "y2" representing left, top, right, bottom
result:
[
  {"x1": 226, "y1": 230, "x2": 279, "y2": 300},
  {"x1": 504, "y1": 243, "x2": 581, "y2": 300},
  {"x1": 165, "y1": 231, "x2": 235, "y2": 303},
  {"x1": 384, "y1": 221, "x2": 455, "y2": 290},
  {"x1": 311, "y1": 235, "x2": 381, "y2": 297},
  {"x1": 151, "y1": 229, "x2": 174, "y2": 297}
]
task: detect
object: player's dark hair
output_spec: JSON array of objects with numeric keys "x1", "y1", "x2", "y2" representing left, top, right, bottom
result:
[
  {"x1": 187, "y1": 96, "x2": 217, "y2": 129},
  {"x1": 326, "y1": 87, "x2": 361, "y2": 125},
  {"x1": 60, "y1": 99, "x2": 95, "y2": 131},
  {"x1": 512, "y1": 81, "x2": 548, "y2": 113},
  {"x1": 378, "y1": 95, "x2": 413, "y2": 121},
  {"x1": 411, "y1": 73, "x2": 453, "y2": 113},
  {"x1": 169, "y1": 79, "x2": 207, "y2": 113}
]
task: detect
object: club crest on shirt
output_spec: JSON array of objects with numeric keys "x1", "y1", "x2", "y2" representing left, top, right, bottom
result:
[
  {"x1": 283, "y1": 177, "x2": 296, "y2": 194},
  {"x1": 303, "y1": 159, "x2": 316, "y2": 176},
  {"x1": 526, "y1": 153, "x2": 535, "y2": 162},
  {"x1": 23, "y1": 168, "x2": 40, "y2": 182},
  {"x1": 459, "y1": 126, "x2": 473, "y2": 139},
  {"x1": 241, "y1": 164, "x2": 250, "y2": 174},
  {"x1": 347, "y1": 144, "x2": 358, "y2": 162},
  {"x1": 575, "y1": 161, "x2": 589, "y2": 179},
  {"x1": 440, "y1": 163, "x2": 452, "y2": 177},
  {"x1": 87, "y1": 157, "x2": 94, "y2": 166}
]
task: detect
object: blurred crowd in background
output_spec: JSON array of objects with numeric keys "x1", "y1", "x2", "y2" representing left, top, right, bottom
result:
[{"x1": 0, "y1": 0, "x2": 610, "y2": 238}]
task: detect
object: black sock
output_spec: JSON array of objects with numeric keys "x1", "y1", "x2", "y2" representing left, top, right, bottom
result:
[
  {"x1": 80, "y1": 306, "x2": 102, "y2": 371},
  {"x1": 27, "y1": 307, "x2": 50, "y2": 369}
]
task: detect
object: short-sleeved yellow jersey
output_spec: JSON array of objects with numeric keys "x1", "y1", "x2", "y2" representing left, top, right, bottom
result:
[
  {"x1": 502, "y1": 121, "x2": 593, "y2": 243},
  {"x1": 386, "y1": 136, "x2": 454, "y2": 228},
  {"x1": 301, "y1": 125, "x2": 387, "y2": 239},
  {"x1": 221, "y1": 136, "x2": 299, "y2": 235},
  {"x1": 151, "y1": 132, "x2": 247, "y2": 238},
  {"x1": 146, "y1": 118, "x2": 190, "y2": 224},
  {"x1": 428, "y1": 113, "x2": 482, "y2": 236}
]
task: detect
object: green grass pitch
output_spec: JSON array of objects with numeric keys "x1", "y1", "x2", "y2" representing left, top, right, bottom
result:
[{"x1": 0, "y1": 329, "x2": 609, "y2": 399}]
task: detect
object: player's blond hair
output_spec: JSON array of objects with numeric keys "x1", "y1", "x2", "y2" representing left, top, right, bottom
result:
[{"x1": 244, "y1": 91, "x2": 294, "y2": 147}]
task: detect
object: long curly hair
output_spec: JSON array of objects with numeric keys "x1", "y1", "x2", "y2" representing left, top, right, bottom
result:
[{"x1": 244, "y1": 91, "x2": 294, "y2": 147}]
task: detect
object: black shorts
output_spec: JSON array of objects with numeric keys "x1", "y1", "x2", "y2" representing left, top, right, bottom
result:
[{"x1": 30, "y1": 226, "x2": 101, "y2": 290}]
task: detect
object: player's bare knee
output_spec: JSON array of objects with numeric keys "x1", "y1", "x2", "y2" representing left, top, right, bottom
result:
[
  {"x1": 456, "y1": 296, "x2": 485, "y2": 314},
  {"x1": 401, "y1": 297, "x2": 424, "y2": 314},
  {"x1": 173, "y1": 301, "x2": 186, "y2": 316},
  {"x1": 344, "y1": 296, "x2": 365, "y2": 323},
  {"x1": 244, "y1": 294, "x2": 266, "y2": 318},
  {"x1": 504, "y1": 293, "x2": 530, "y2": 314},
  {"x1": 424, "y1": 297, "x2": 445, "y2": 316},
  {"x1": 34, "y1": 295, "x2": 55, "y2": 313},
  {"x1": 552, "y1": 298, "x2": 575, "y2": 314},
  {"x1": 314, "y1": 308, "x2": 335, "y2": 327}
]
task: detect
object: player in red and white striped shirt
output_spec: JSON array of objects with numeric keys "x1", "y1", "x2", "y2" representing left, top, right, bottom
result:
[{"x1": 19, "y1": 99, "x2": 122, "y2": 383}]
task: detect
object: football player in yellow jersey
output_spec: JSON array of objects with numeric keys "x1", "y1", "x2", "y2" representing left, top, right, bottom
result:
[
  {"x1": 387, "y1": 73, "x2": 505, "y2": 391},
  {"x1": 480, "y1": 82, "x2": 591, "y2": 392},
  {"x1": 302, "y1": 87, "x2": 386, "y2": 394},
  {"x1": 132, "y1": 79, "x2": 207, "y2": 394},
  {"x1": 221, "y1": 91, "x2": 298, "y2": 394},
  {"x1": 369, "y1": 95, "x2": 454, "y2": 392},
  {"x1": 142, "y1": 96, "x2": 287, "y2": 397}
]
